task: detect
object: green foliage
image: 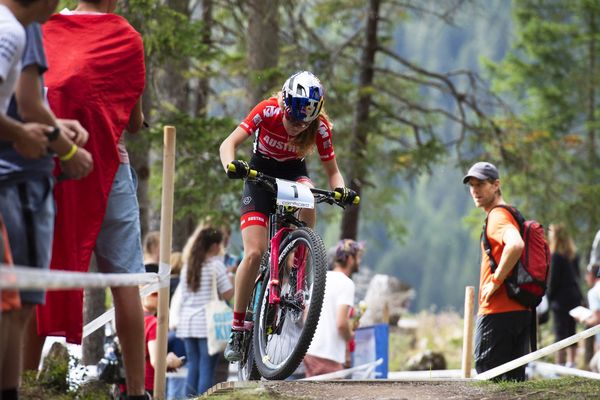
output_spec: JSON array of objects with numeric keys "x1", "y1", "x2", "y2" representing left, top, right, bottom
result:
[
  {"x1": 121, "y1": 0, "x2": 208, "y2": 62},
  {"x1": 485, "y1": 0, "x2": 600, "y2": 251},
  {"x1": 148, "y1": 110, "x2": 239, "y2": 227}
]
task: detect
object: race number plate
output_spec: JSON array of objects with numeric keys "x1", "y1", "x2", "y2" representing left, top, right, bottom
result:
[{"x1": 275, "y1": 178, "x2": 314, "y2": 209}]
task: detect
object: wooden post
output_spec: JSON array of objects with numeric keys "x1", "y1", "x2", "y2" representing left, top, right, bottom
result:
[
  {"x1": 382, "y1": 302, "x2": 390, "y2": 324},
  {"x1": 461, "y1": 286, "x2": 475, "y2": 378},
  {"x1": 153, "y1": 126, "x2": 176, "y2": 399}
]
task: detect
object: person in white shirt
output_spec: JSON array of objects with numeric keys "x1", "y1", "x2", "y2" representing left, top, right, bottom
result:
[
  {"x1": 304, "y1": 239, "x2": 364, "y2": 377},
  {"x1": 574, "y1": 263, "x2": 600, "y2": 371},
  {"x1": 176, "y1": 227, "x2": 233, "y2": 396}
]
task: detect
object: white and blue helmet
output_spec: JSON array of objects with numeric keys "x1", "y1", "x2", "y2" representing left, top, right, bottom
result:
[{"x1": 282, "y1": 71, "x2": 324, "y2": 123}]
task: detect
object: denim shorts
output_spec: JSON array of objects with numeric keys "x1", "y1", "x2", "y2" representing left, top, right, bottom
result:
[
  {"x1": 0, "y1": 175, "x2": 55, "y2": 304},
  {"x1": 94, "y1": 164, "x2": 144, "y2": 274}
]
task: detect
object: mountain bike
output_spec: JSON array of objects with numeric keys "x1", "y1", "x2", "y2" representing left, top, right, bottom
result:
[{"x1": 227, "y1": 163, "x2": 360, "y2": 380}]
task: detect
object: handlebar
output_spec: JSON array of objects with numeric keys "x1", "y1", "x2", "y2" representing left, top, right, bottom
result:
[{"x1": 226, "y1": 162, "x2": 360, "y2": 206}]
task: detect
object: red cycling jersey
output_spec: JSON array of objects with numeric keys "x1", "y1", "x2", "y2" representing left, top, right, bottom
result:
[{"x1": 239, "y1": 97, "x2": 335, "y2": 162}]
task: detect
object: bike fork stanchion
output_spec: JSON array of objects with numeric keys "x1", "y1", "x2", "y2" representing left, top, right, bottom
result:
[
  {"x1": 293, "y1": 244, "x2": 307, "y2": 294},
  {"x1": 268, "y1": 228, "x2": 292, "y2": 305}
]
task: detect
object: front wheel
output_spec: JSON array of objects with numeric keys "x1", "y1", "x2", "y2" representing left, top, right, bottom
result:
[{"x1": 253, "y1": 227, "x2": 327, "y2": 380}]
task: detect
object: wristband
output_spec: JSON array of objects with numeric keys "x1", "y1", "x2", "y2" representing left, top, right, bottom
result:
[
  {"x1": 59, "y1": 144, "x2": 78, "y2": 162},
  {"x1": 491, "y1": 275, "x2": 503, "y2": 286}
]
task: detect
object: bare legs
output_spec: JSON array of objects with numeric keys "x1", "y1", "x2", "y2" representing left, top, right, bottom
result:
[
  {"x1": 1, "y1": 305, "x2": 34, "y2": 390},
  {"x1": 112, "y1": 286, "x2": 145, "y2": 396},
  {"x1": 233, "y1": 226, "x2": 268, "y2": 314}
]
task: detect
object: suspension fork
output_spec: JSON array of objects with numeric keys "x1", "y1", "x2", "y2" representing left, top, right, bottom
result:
[
  {"x1": 293, "y1": 244, "x2": 307, "y2": 295},
  {"x1": 268, "y1": 226, "x2": 293, "y2": 305}
]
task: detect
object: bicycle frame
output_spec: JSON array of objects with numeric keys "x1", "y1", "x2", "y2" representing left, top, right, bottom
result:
[{"x1": 266, "y1": 207, "x2": 306, "y2": 307}]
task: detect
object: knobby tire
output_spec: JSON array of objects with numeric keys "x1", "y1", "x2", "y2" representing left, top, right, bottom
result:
[{"x1": 252, "y1": 227, "x2": 327, "y2": 380}]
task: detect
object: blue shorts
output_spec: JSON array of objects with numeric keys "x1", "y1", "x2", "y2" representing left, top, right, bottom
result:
[
  {"x1": 94, "y1": 164, "x2": 144, "y2": 274},
  {"x1": 0, "y1": 176, "x2": 55, "y2": 304}
]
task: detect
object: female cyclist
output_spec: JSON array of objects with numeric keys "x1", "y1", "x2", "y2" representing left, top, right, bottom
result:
[{"x1": 219, "y1": 70, "x2": 357, "y2": 361}]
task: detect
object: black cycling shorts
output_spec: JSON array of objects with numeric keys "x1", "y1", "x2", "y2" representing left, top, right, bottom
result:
[{"x1": 239, "y1": 155, "x2": 311, "y2": 230}]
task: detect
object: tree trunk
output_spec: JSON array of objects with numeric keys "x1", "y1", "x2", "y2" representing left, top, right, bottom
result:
[
  {"x1": 82, "y1": 256, "x2": 106, "y2": 365},
  {"x1": 162, "y1": 0, "x2": 191, "y2": 112},
  {"x1": 340, "y1": 0, "x2": 380, "y2": 240},
  {"x1": 196, "y1": 0, "x2": 212, "y2": 118},
  {"x1": 246, "y1": 0, "x2": 280, "y2": 106}
]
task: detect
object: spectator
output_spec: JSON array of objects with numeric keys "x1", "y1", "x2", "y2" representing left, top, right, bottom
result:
[
  {"x1": 0, "y1": 0, "x2": 88, "y2": 397},
  {"x1": 141, "y1": 290, "x2": 183, "y2": 397},
  {"x1": 547, "y1": 223, "x2": 582, "y2": 367},
  {"x1": 169, "y1": 251, "x2": 183, "y2": 300},
  {"x1": 143, "y1": 231, "x2": 160, "y2": 273},
  {"x1": 463, "y1": 162, "x2": 530, "y2": 381},
  {"x1": 166, "y1": 251, "x2": 186, "y2": 400},
  {"x1": 177, "y1": 227, "x2": 233, "y2": 396},
  {"x1": 29, "y1": 1, "x2": 147, "y2": 398},
  {"x1": 573, "y1": 263, "x2": 600, "y2": 371},
  {"x1": 6, "y1": 22, "x2": 94, "y2": 374},
  {"x1": 590, "y1": 230, "x2": 600, "y2": 267},
  {"x1": 214, "y1": 226, "x2": 237, "y2": 385},
  {"x1": 304, "y1": 239, "x2": 364, "y2": 377}
]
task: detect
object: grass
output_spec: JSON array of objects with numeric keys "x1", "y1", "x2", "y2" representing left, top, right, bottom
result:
[{"x1": 474, "y1": 376, "x2": 600, "y2": 399}]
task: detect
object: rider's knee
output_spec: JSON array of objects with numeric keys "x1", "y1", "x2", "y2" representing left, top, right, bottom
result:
[{"x1": 244, "y1": 248, "x2": 264, "y2": 267}]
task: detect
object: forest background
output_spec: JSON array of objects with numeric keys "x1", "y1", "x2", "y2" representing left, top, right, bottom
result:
[{"x1": 75, "y1": 0, "x2": 600, "y2": 320}]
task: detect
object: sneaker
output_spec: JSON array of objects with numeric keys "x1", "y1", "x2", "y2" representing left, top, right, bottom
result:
[{"x1": 224, "y1": 330, "x2": 244, "y2": 362}]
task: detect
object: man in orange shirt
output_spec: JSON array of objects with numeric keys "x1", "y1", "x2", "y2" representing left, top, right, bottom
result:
[{"x1": 463, "y1": 161, "x2": 530, "y2": 381}]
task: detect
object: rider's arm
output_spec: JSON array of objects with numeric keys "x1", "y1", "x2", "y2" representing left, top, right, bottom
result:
[
  {"x1": 126, "y1": 97, "x2": 144, "y2": 133},
  {"x1": 336, "y1": 304, "x2": 353, "y2": 342},
  {"x1": 219, "y1": 126, "x2": 249, "y2": 170},
  {"x1": 321, "y1": 158, "x2": 345, "y2": 189}
]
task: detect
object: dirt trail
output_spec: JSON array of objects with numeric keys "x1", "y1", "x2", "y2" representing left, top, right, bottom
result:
[{"x1": 209, "y1": 379, "x2": 544, "y2": 400}]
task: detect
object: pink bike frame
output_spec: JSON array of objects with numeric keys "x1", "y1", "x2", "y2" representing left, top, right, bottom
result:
[
  {"x1": 268, "y1": 227, "x2": 293, "y2": 305},
  {"x1": 267, "y1": 227, "x2": 308, "y2": 306}
]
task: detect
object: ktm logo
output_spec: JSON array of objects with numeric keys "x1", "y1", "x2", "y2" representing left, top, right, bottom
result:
[{"x1": 263, "y1": 106, "x2": 281, "y2": 118}]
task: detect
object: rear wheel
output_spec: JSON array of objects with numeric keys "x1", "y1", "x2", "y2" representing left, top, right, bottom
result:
[{"x1": 252, "y1": 227, "x2": 327, "y2": 379}]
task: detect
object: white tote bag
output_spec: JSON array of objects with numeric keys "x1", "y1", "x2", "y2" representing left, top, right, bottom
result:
[{"x1": 204, "y1": 271, "x2": 233, "y2": 355}]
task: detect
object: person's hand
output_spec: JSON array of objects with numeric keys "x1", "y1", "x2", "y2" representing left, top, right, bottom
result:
[
  {"x1": 166, "y1": 352, "x2": 183, "y2": 371},
  {"x1": 226, "y1": 159, "x2": 250, "y2": 179},
  {"x1": 481, "y1": 280, "x2": 501, "y2": 303},
  {"x1": 57, "y1": 119, "x2": 89, "y2": 146},
  {"x1": 13, "y1": 123, "x2": 50, "y2": 159},
  {"x1": 61, "y1": 146, "x2": 93, "y2": 180},
  {"x1": 334, "y1": 187, "x2": 359, "y2": 205}
]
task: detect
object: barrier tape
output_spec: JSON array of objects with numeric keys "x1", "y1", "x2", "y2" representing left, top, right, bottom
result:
[
  {"x1": 0, "y1": 264, "x2": 160, "y2": 290},
  {"x1": 82, "y1": 282, "x2": 161, "y2": 338},
  {"x1": 301, "y1": 358, "x2": 383, "y2": 381},
  {"x1": 158, "y1": 261, "x2": 171, "y2": 288},
  {"x1": 0, "y1": 264, "x2": 168, "y2": 339}
]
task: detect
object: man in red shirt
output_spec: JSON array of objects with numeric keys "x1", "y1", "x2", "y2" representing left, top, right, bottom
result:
[{"x1": 463, "y1": 161, "x2": 529, "y2": 381}]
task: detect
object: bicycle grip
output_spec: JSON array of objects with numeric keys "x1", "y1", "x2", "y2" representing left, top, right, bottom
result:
[
  {"x1": 353, "y1": 196, "x2": 360, "y2": 205},
  {"x1": 226, "y1": 162, "x2": 257, "y2": 178}
]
